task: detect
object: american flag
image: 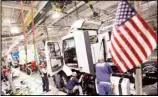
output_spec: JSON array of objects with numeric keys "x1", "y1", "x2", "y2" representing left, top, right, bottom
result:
[{"x1": 109, "y1": 0, "x2": 157, "y2": 73}]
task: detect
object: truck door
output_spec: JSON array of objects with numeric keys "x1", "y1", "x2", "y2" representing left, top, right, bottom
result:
[
  {"x1": 45, "y1": 41, "x2": 63, "y2": 74},
  {"x1": 62, "y1": 37, "x2": 78, "y2": 68}
]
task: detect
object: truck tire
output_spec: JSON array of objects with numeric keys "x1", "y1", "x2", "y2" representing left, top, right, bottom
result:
[
  {"x1": 59, "y1": 71, "x2": 69, "y2": 92},
  {"x1": 53, "y1": 74, "x2": 61, "y2": 89},
  {"x1": 60, "y1": 71, "x2": 69, "y2": 86},
  {"x1": 1, "y1": 91, "x2": 4, "y2": 95}
]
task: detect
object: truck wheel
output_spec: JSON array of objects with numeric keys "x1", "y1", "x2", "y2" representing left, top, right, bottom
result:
[
  {"x1": 1, "y1": 91, "x2": 4, "y2": 95},
  {"x1": 59, "y1": 71, "x2": 69, "y2": 92},
  {"x1": 53, "y1": 74, "x2": 61, "y2": 89}
]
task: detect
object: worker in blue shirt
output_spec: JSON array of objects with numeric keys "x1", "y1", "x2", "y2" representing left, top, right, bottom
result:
[
  {"x1": 66, "y1": 72, "x2": 83, "y2": 95},
  {"x1": 95, "y1": 56, "x2": 114, "y2": 95}
]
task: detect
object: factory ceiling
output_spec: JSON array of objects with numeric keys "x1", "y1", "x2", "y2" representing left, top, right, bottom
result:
[{"x1": 1, "y1": 1, "x2": 157, "y2": 55}]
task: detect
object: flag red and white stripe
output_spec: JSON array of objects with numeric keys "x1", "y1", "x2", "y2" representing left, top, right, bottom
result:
[{"x1": 109, "y1": 1, "x2": 157, "y2": 73}]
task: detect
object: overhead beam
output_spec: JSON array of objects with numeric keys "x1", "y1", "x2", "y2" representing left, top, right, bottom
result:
[
  {"x1": 2, "y1": 24, "x2": 71, "y2": 28},
  {"x1": 24, "y1": 1, "x2": 48, "y2": 26},
  {"x1": 1, "y1": 32, "x2": 22, "y2": 37},
  {"x1": 2, "y1": 2, "x2": 37, "y2": 11},
  {"x1": 2, "y1": 40, "x2": 13, "y2": 43},
  {"x1": 1, "y1": 24, "x2": 70, "y2": 38}
]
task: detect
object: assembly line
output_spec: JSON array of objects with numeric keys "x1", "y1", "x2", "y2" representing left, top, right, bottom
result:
[{"x1": 1, "y1": 0, "x2": 157, "y2": 96}]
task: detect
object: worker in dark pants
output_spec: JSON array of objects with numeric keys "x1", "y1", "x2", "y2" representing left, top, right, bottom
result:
[
  {"x1": 95, "y1": 56, "x2": 114, "y2": 95},
  {"x1": 2, "y1": 63, "x2": 9, "y2": 82},
  {"x1": 40, "y1": 61, "x2": 51, "y2": 92},
  {"x1": 2, "y1": 62, "x2": 16, "y2": 94},
  {"x1": 8, "y1": 58, "x2": 13, "y2": 68},
  {"x1": 1, "y1": 68, "x2": 8, "y2": 82}
]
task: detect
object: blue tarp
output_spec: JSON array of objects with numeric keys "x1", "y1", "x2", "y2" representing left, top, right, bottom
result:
[{"x1": 11, "y1": 51, "x2": 19, "y2": 61}]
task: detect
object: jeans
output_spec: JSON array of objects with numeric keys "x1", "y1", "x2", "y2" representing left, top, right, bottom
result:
[
  {"x1": 42, "y1": 75, "x2": 49, "y2": 91},
  {"x1": 97, "y1": 82, "x2": 114, "y2": 95},
  {"x1": 73, "y1": 85, "x2": 83, "y2": 95},
  {"x1": 68, "y1": 85, "x2": 83, "y2": 95}
]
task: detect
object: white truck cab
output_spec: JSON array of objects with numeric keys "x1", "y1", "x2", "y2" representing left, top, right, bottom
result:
[
  {"x1": 45, "y1": 19, "x2": 134, "y2": 95},
  {"x1": 45, "y1": 19, "x2": 102, "y2": 76}
]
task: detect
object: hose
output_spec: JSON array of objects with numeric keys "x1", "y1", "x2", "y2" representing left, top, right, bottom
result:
[{"x1": 30, "y1": 1, "x2": 41, "y2": 73}]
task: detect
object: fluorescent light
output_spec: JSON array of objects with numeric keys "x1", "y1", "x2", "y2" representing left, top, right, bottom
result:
[
  {"x1": 52, "y1": 12, "x2": 60, "y2": 18},
  {"x1": 11, "y1": 27, "x2": 19, "y2": 34}
]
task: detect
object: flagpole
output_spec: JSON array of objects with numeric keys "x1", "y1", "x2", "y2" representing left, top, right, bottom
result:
[{"x1": 133, "y1": 1, "x2": 143, "y2": 95}]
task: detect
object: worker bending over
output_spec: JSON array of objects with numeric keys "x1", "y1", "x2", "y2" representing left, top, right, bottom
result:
[
  {"x1": 96, "y1": 56, "x2": 114, "y2": 95},
  {"x1": 66, "y1": 72, "x2": 83, "y2": 95}
]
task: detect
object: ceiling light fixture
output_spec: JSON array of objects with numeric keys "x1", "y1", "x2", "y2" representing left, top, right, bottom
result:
[
  {"x1": 52, "y1": 11, "x2": 60, "y2": 18},
  {"x1": 11, "y1": 27, "x2": 19, "y2": 34}
]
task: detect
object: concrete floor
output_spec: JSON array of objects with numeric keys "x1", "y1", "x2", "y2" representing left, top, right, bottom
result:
[
  {"x1": 11, "y1": 68, "x2": 66, "y2": 95},
  {"x1": 3, "y1": 67, "x2": 157, "y2": 95}
]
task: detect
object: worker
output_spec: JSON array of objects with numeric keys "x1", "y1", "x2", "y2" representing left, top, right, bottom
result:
[
  {"x1": 8, "y1": 58, "x2": 12, "y2": 68},
  {"x1": 39, "y1": 50, "x2": 46, "y2": 61},
  {"x1": 95, "y1": 56, "x2": 114, "y2": 95},
  {"x1": 1, "y1": 62, "x2": 8, "y2": 82},
  {"x1": 2, "y1": 61, "x2": 16, "y2": 94},
  {"x1": 30, "y1": 61, "x2": 36, "y2": 71},
  {"x1": 40, "y1": 61, "x2": 50, "y2": 92},
  {"x1": 66, "y1": 72, "x2": 83, "y2": 95}
]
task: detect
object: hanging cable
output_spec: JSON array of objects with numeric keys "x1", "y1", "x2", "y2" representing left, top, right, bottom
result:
[
  {"x1": 20, "y1": 1, "x2": 28, "y2": 66},
  {"x1": 30, "y1": 1, "x2": 41, "y2": 73}
]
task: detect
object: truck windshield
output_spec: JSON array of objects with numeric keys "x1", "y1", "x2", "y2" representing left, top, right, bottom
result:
[
  {"x1": 63, "y1": 37, "x2": 78, "y2": 67},
  {"x1": 63, "y1": 38, "x2": 75, "y2": 50}
]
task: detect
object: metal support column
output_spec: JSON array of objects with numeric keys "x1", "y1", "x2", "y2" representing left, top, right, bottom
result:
[
  {"x1": 0, "y1": 0, "x2": 2, "y2": 92},
  {"x1": 134, "y1": 1, "x2": 143, "y2": 95},
  {"x1": 135, "y1": 67, "x2": 143, "y2": 95},
  {"x1": 83, "y1": 31, "x2": 94, "y2": 75}
]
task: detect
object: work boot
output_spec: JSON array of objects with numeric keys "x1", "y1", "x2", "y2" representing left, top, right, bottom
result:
[
  {"x1": 46, "y1": 89, "x2": 51, "y2": 92},
  {"x1": 43, "y1": 89, "x2": 46, "y2": 92}
]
